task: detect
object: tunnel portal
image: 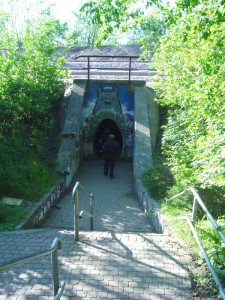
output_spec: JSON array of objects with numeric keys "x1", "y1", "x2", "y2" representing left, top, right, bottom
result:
[{"x1": 94, "y1": 119, "x2": 123, "y2": 157}]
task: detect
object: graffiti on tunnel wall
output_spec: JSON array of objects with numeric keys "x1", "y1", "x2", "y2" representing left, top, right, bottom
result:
[{"x1": 81, "y1": 82, "x2": 134, "y2": 158}]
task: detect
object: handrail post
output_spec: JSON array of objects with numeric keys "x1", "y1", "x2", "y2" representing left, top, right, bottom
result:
[
  {"x1": 128, "y1": 57, "x2": 131, "y2": 81},
  {"x1": 191, "y1": 196, "x2": 198, "y2": 225},
  {"x1": 74, "y1": 190, "x2": 80, "y2": 241},
  {"x1": 90, "y1": 194, "x2": 94, "y2": 230},
  {"x1": 0, "y1": 238, "x2": 65, "y2": 299},
  {"x1": 87, "y1": 56, "x2": 90, "y2": 80},
  {"x1": 168, "y1": 187, "x2": 225, "y2": 299},
  {"x1": 72, "y1": 181, "x2": 94, "y2": 239},
  {"x1": 51, "y1": 245, "x2": 59, "y2": 297}
]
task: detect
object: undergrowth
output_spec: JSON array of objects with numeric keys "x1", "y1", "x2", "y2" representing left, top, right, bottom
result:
[
  {"x1": 0, "y1": 134, "x2": 59, "y2": 200},
  {"x1": 0, "y1": 132, "x2": 60, "y2": 231},
  {"x1": 0, "y1": 202, "x2": 33, "y2": 232},
  {"x1": 143, "y1": 151, "x2": 225, "y2": 298}
]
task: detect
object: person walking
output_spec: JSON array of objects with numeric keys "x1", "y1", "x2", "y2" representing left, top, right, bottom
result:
[
  {"x1": 102, "y1": 134, "x2": 120, "y2": 179},
  {"x1": 99, "y1": 128, "x2": 110, "y2": 154}
]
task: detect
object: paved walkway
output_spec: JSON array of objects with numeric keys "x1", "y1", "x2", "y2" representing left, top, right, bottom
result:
[
  {"x1": 43, "y1": 160, "x2": 154, "y2": 232},
  {"x1": 0, "y1": 160, "x2": 193, "y2": 299}
]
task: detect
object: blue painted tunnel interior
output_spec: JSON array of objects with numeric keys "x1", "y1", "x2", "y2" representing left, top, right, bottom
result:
[{"x1": 82, "y1": 82, "x2": 134, "y2": 159}]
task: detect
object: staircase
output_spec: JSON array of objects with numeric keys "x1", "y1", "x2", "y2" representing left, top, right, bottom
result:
[{"x1": 0, "y1": 160, "x2": 193, "y2": 299}]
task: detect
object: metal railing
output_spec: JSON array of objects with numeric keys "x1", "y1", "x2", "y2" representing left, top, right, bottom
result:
[
  {"x1": 68, "y1": 55, "x2": 156, "y2": 81},
  {"x1": 167, "y1": 187, "x2": 225, "y2": 299},
  {"x1": 0, "y1": 237, "x2": 65, "y2": 299},
  {"x1": 72, "y1": 181, "x2": 94, "y2": 241}
]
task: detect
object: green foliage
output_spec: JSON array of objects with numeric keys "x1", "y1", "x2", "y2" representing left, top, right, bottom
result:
[
  {"x1": 80, "y1": 0, "x2": 146, "y2": 46},
  {"x1": 71, "y1": 11, "x2": 100, "y2": 46},
  {"x1": 140, "y1": 11, "x2": 167, "y2": 54},
  {"x1": 0, "y1": 4, "x2": 68, "y2": 202},
  {"x1": 142, "y1": 153, "x2": 174, "y2": 200},
  {"x1": 84, "y1": 109, "x2": 131, "y2": 142},
  {"x1": 194, "y1": 219, "x2": 225, "y2": 285},
  {"x1": 0, "y1": 135, "x2": 59, "y2": 200},
  {"x1": 0, "y1": 12, "x2": 68, "y2": 136},
  {"x1": 78, "y1": 0, "x2": 170, "y2": 47},
  {"x1": 145, "y1": 5, "x2": 225, "y2": 291},
  {"x1": 161, "y1": 193, "x2": 225, "y2": 287},
  {"x1": 152, "y1": 0, "x2": 225, "y2": 190},
  {"x1": 198, "y1": 187, "x2": 225, "y2": 218}
]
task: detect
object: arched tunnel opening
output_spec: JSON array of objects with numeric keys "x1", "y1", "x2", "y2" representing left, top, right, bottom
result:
[{"x1": 94, "y1": 119, "x2": 123, "y2": 157}]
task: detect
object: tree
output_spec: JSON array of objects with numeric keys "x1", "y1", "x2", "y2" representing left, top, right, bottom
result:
[
  {"x1": 70, "y1": 11, "x2": 99, "y2": 46},
  {"x1": 0, "y1": 2, "x2": 70, "y2": 198},
  {"x1": 80, "y1": 0, "x2": 149, "y2": 46},
  {"x1": 0, "y1": 7, "x2": 69, "y2": 136},
  {"x1": 152, "y1": 0, "x2": 225, "y2": 189},
  {"x1": 79, "y1": 0, "x2": 225, "y2": 191}
]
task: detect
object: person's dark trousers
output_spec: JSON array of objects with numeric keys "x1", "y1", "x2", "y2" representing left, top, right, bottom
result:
[{"x1": 104, "y1": 157, "x2": 115, "y2": 178}]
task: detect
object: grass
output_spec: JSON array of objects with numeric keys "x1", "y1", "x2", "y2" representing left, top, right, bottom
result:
[
  {"x1": 0, "y1": 157, "x2": 60, "y2": 231},
  {"x1": 0, "y1": 131, "x2": 60, "y2": 199},
  {"x1": 0, "y1": 201, "x2": 34, "y2": 231},
  {"x1": 0, "y1": 133, "x2": 60, "y2": 231},
  {"x1": 0, "y1": 160, "x2": 59, "y2": 231}
]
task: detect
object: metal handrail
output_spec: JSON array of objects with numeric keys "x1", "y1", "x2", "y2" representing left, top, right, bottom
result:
[
  {"x1": 72, "y1": 181, "x2": 94, "y2": 241},
  {"x1": 0, "y1": 238, "x2": 65, "y2": 299},
  {"x1": 167, "y1": 187, "x2": 225, "y2": 299},
  {"x1": 74, "y1": 55, "x2": 153, "y2": 81}
]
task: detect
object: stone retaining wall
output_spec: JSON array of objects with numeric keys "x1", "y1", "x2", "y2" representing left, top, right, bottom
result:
[{"x1": 17, "y1": 179, "x2": 66, "y2": 229}]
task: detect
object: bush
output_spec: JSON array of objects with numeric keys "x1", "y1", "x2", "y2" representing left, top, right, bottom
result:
[{"x1": 142, "y1": 153, "x2": 174, "y2": 200}]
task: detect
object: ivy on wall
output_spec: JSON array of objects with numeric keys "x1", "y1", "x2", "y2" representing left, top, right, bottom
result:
[{"x1": 84, "y1": 109, "x2": 132, "y2": 142}]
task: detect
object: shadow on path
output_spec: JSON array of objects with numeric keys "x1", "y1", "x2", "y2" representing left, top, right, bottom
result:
[
  {"x1": 0, "y1": 159, "x2": 193, "y2": 299},
  {"x1": 43, "y1": 159, "x2": 154, "y2": 233}
]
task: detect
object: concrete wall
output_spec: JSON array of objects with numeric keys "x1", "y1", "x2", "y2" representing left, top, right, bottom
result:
[
  {"x1": 58, "y1": 80, "x2": 87, "y2": 187},
  {"x1": 58, "y1": 79, "x2": 163, "y2": 232},
  {"x1": 146, "y1": 88, "x2": 159, "y2": 152},
  {"x1": 133, "y1": 83, "x2": 163, "y2": 233},
  {"x1": 133, "y1": 84, "x2": 153, "y2": 179}
]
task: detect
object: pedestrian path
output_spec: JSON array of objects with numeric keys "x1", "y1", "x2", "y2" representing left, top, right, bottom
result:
[
  {"x1": 43, "y1": 160, "x2": 154, "y2": 232},
  {"x1": 0, "y1": 160, "x2": 193, "y2": 299}
]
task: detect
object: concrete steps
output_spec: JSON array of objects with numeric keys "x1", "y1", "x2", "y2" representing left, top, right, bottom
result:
[
  {"x1": 0, "y1": 229, "x2": 192, "y2": 299},
  {"x1": 0, "y1": 161, "x2": 193, "y2": 299}
]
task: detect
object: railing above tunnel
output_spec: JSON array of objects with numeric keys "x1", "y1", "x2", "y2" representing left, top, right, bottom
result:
[{"x1": 64, "y1": 55, "x2": 157, "y2": 81}]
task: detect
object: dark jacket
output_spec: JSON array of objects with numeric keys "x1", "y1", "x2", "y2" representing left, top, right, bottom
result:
[
  {"x1": 103, "y1": 139, "x2": 120, "y2": 159},
  {"x1": 99, "y1": 132, "x2": 109, "y2": 150}
]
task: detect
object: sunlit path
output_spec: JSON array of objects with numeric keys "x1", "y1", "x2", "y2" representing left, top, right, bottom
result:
[
  {"x1": 0, "y1": 229, "x2": 192, "y2": 299},
  {"x1": 43, "y1": 159, "x2": 154, "y2": 232},
  {"x1": 0, "y1": 159, "x2": 193, "y2": 299}
]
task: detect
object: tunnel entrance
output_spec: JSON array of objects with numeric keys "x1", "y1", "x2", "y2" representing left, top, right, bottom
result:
[{"x1": 94, "y1": 119, "x2": 123, "y2": 157}]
